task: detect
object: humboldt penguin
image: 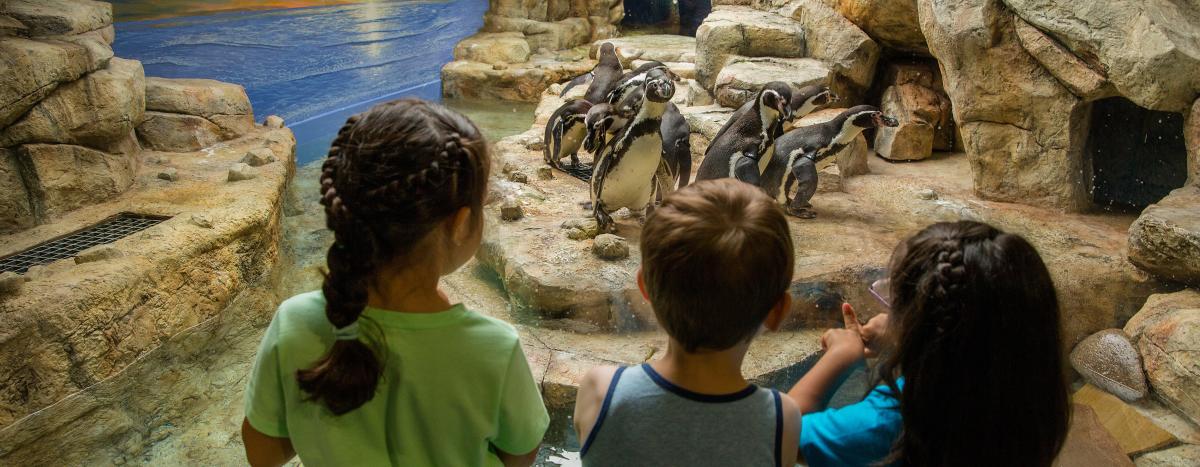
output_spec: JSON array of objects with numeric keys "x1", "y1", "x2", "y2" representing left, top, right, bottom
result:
[
  {"x1": 785, "y1": 85, "x2": 838, "y2": 124},
  {"x1": 560, "y1": 42, "x2": 624, "y2": 103},
  {"x1": 695, "y1": 82, "x2": 792, "y2": 185},
  {"x1": 657, "y1": 102, "x2": 692, "y2": 196},
  {"x1": 545, "y1": 43, "x2": 624, "y2": 169},
  {"x1": 606, "y1": 61, "x2": 679, "y2": 107},
  {"x1": 761, "y1": 105, "x2": 898, "y2": 218},
  {"x1": 590, "y1": 67, "x2": 676, "y2": 232}
]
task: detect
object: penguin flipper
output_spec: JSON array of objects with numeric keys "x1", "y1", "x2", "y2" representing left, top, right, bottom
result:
[
  {"x1": 732, "y1": 152, "x2": 764, "y2": 187},
  {"x1": 561, "y1": 73, "x2": 594, "y2": 97}
]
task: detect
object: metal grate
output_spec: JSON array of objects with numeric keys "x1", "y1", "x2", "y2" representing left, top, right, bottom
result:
[
  {"x1": 560, "y1": 162, "x2": 594, "y2": 182},
  {"x1": 0, "y1": 213, "x2": 168, "y2": 274}
]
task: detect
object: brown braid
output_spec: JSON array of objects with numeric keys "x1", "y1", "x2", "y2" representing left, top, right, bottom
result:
[{"x1": 297, "y1": 99, "x2": 490, "y2": 415}]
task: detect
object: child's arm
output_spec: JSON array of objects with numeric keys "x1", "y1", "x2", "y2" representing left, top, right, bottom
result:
[
  {"x1": 241, "y1": 418, "x2": 295, "y2": 467},
  {"x1": 787, "y1": 304, "x2": 865, "y2": 413},
  {"x1": 494, "y1": 446, "x2": 540, "y2": 467},
  {"x1": 779, "y1": 390, "x2": 802, "y2": 467},
  {"x1": 573, "y1": 365, "x2": 619, "y2": 447}
]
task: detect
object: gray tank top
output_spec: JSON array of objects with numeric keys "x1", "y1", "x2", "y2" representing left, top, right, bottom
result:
[{"x1": 580, "y1": 364, "x2": 783, "y2": 467}]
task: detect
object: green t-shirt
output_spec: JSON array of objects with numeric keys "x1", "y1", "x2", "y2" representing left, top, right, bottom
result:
[{"x1": 244, "y1": 291, "x2": 550, "y2": 466}]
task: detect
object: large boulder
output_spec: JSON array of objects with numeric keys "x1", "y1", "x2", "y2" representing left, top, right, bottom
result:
[
  {"x1": 143, "y1": 77, "x2": 254, "y2": 139},
  {"x1": 0, "y1": 0, "x2": 111, "y2": 37},
  {"x1": 695, "y1": 6, "x2": 806, "y2": 90},
  {"x1": 0, "y1": 37, "x2": 106, "y2": 129},
  {"x1": 1124, "y1": 290, "x2": 1200, "y2": 426},
  {"x1": 590, "y1": 35, "x2": 696, "y2": 64},
  {"x1": 0, "y1": 149, "x2": 35, "y2": 234},
  {"x1": 918, "y1": 0, "x2": 1089, "y2": 211},
  {"x1": 779, "y1": 0, "x2": 881, "y2": 102},
  {"x1": 1012, "y1": 17, "x2": 1114, "y2": 101},
  {"x1": 1128, "y1": 187, "x2": 1200, "y2": 286},
  {"x1": 442, "y1": 53, "x2": 596, "y2": 102},
  {"x1": 874, "y1": 83, "x2": 950, "y2": 161},
  {"x1": 16, "y1": 142, "x2": 137, "y2": 219},
  {"x1": 1003, "y1": 0, "x2": 1200, "y2": 113},
  {"x1": 834, "y1": 0, "x2": 928, "y2": 55},
  {"x1": 876, "y1": 60, "x2": 955, "y2": 150},
  {"x1": 0, "y1": 57, "x2": 145, "y2": 152},
  {"x1": 136, "y1": 112, "x2": 224, "y2": 153},
  {"x1": 713, "y1": 56, "x2": 830, "y2": 109},
  {"x1": 483, "y1": 15, "x2": 591, "y2": 52},
  {"x1": 453, "y1": 32, "x2": 531, "y2": 65}
]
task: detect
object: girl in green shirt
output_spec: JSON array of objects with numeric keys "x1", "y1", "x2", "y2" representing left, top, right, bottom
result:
[{"x1": 242, "y1": 99, "x2": 550, "y2": 467}]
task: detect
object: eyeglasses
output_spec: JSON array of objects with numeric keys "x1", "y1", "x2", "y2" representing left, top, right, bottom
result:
[{"x1": 869, "y1": 278, "x2": 891, "y2": 309}]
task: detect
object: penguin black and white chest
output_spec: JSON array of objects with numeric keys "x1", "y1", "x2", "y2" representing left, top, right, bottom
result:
[
  {"x1": 761, "y1": 105, "x2": 898, "y2": 218},
  {"x1": 695, "y1": 81, "x2": 792, "y2": 185},
  {"x1": 590, "y1": 68, "x2": 676, "y2": 231}
]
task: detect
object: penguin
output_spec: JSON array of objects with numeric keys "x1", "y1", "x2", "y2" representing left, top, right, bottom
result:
[
  {"x1": 606, "y1": 61, "x2": 680, "y2": 107},
  {"x1": 760, "y1": 105, "x2": 898, "y2": 218},
  {"x1": 543, "y1": 98, "x2": 593, "y2": 169},
  {"x1": 560, "y1": 42, "x2": 624, "y2": 104},
  {"x1": 695, "y1": 82, "x2": 793, "y2": 186},
  {"x1": 785, "y1": 85, "x2": 838, "y2": 125},
  {"x1": 583, "y1": 85, "x2": 643, "y2": 157},
  {"x1": 657, "y1": 102, "x2": 692, "y2": 196},
  {"x1": 590, "y1": 67, "x2": 676, "y2": 232}
]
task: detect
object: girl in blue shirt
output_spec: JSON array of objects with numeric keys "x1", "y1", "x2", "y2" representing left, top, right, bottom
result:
[{"x1": 788, "y1": 221, "x2": 1071, "y2": 467}]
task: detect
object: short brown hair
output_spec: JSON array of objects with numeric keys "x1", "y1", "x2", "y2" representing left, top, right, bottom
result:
[{"x1": 640, "y1": 179, "x2": 794, "y2": 352}]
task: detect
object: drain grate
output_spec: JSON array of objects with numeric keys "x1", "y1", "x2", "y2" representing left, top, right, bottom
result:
[
  {"x1": 559, "y1": 162, "x2": 594, "y2": 182},
  {"x1": 0, "y1": 213, "x2": 168, "y2": 274}
]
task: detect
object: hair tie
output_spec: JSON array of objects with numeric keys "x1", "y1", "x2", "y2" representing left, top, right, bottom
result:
[{"x1": 333, "y1": 321, "x2": 360, "y2": 341}]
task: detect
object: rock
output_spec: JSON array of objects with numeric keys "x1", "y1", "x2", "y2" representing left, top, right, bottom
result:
[
  {"x1": 918, "y1": 0, "x2": 1090, "y2": 211},
  {"x1": 1189, "y1": 99, "x2": 1199, "y2": 184},
  {"x1": 562, "y1": 217, "x2": 600, "y2": 240},
  {"x1": 227, "y1": 163, "x2": 257, "y2": 182},
  {"x1": 500, "y1": 197, "x2": 524, "y2": 221},
  {"x1": 0, "y1": 37, "x2": 105, "y2": 129},
  {"x1": 442, "y1": 56, "x2": 596, "y2": 102},
  {"x1": 591, "y1": 35, "x2": 696, "y2": 64},
  {"x1": 0, "y1": 149, "x2": 35, "y2": 233},
  {"x1": 592, "y1": 234, "x2": 629, "y2": 260},
  {"x1": 680, "y1": 105, "x2": 735, "y2": 140},
  {"x1": 1128, "y1": 187, "x2": 1200, "y2": 285},
  {"x1": 714, "y1": 57, "x2": 830, "y2": 109},
  {"x1": 874, "y1": 84, "x2": 947, "y2": 161},
  {"x1": 834, "y1": 0, "x2": 927, "y2": 54},
  {"x1": 264, "y1": 115, "x2": 284, "y2": 129},
  {"x1": 794, "y1": 108, "x2": 870, "y2": 177},
  {"x1": 189, "y1": 214, "x2": 213, "y2": 229},
  {"x1": 876, "y1": 61, "x2": 955, "y2": 151},
  {"x1": 778, "y1": 0, "x2": 881, "y2": 100},
  {"x1": 157, "y1": 168, "x2": 178, "y2": 182},
  {"x1": 1136, "y1": 445, "x2": 1200, "y2": 467},
  {"x1": 1073, "y1": 384, "x2": 1177, "y2": 457},
  {"x1": 631, "y1": 59, "x2": 696, "y2": 81},
  {"x1": 1069, "y1": 329, "x2": 1149, "y2": 402},
  {"x1": 1012, "y1": 17, "x2": 1115, "y2": 101},
  {"x1": 0, "y1": 15, "x2": 28, "y2": 37},
  {"x1": 454, "y1": 32, "x2": 531, "y2": 65},
  {"x1": 695, "y1": 6, "x2": 806, "y2": 90},
  {"x1": 74, "y1": 244, "x2": 124, "y2": 264},
  {"x1": 17, "y1": 143, "x2": 136, "y2": 219},
  {"x1": 1004, "y1": 0, "x2": 1200, "y2": 113},
  {"x1": 686, "y1": 79, "x2": 714, "y2": 107},
  {"x1": 1124, "y1": 290, "x2": 1200, "y2": 426},
  {"x1": 483, "y1": 15, "x2": 590, "y2": 51},
  {"x1": 536, "y1": 166, "x2": 554, "y2": 180},
  {"x1": 0, "y1": 0, "x2": 111, "y2": 37},
  {"x1": 240, "y1": 148, "x2": 276, "y2": 167},
  {"x1": 917, "y1": 189, "x2": 938, "y2": 200},
  {"x1": 144, "y1": 77, "x2": 254, "y2": 138},
  {"x1": 508, "y1": 171, "x2": 530, "y2": 183},
  {"x1": 136, "y1": 112, "x2": 223, "y2": 152},
  {"x1": 0, "y1": 57, "x2": 145, "y2": 151},
  {"x1": 0, "y1": 271, "x2": 23, "y2": 295},
  {"x1": 1055, "y1": 404, "x2": 1135, "y2": 467}
]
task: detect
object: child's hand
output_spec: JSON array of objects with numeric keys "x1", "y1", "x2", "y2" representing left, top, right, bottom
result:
[
  {"x1": 820, "y1": 304, "x2": 865, "y2": 363},
  {"x1": 861, "y1": 312, "x2": 890, "y2": 358}
]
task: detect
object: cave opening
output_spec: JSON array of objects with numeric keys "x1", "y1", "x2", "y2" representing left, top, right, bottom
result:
[
  {"x1": 621, "y1": 0, "x2": 711, "y2": 36},
  {"x1": 1085, "y1": 97, "x2": 1188, "y2": 212}
]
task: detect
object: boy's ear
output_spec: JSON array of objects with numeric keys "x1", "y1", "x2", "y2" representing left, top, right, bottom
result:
[
  {"x1": 448, "y1": 206, "x2": 473, "y2": 246},
  {"x1": 763, "y1": 292, "x2": 793, "y2": 332},
  {"x1": 637, "y1": 268, "x2": 650, "y2": 301}
]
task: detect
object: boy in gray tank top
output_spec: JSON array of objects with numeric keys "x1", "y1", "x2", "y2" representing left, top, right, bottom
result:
[{"x1": 573, "y1": 179, "x2": 801, "y2": 467}]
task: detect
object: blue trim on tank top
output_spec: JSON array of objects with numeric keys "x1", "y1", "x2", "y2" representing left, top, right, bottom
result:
[
  {"x1": 579, "y1": 366, "x2": 626, "y2": 457},
  {"x1": 640, "y1": 363, "x2": 759, "y2": 403},
  {"x1": 772, "y1": 390, "x2": 782, "y2": 467}
]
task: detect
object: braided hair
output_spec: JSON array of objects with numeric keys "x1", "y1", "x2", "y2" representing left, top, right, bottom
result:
[
  {"x1": 875, "y1": 221, "x2": 1069, "y2": 467},
  {"x1": 297, "y1": 99, "x2": 490, "y2": 415}
]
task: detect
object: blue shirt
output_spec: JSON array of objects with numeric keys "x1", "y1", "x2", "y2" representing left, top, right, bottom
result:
[{"x1": 799, "y1": 378, "x2": 904, "y2": 467}]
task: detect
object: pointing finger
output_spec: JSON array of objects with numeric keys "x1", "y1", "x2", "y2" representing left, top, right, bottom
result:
[{"x1": 842, "y1": 303, "x2": 862, "y2": 333}]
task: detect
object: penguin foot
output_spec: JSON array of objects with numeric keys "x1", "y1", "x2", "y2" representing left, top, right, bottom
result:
[{"x1": 786, "y1": 206, "x2": 818, "y2": 219}]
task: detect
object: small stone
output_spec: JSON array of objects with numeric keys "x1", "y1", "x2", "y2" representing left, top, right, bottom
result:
[
  {"x1": 508, "y1": 171, "x2": 529, "y2": 183},
  {"x1": 593, "y1": 234, "x2": 629, "y2": 260},
  {"x1": 157, "y1": 168, "x2": 178, "y2": 182},
  {"x1": 917, "y1": 189, "x2": 939, "y2": 200},
  {"x1": 241, "y1": 148, "x2": 276, "y2": 167},
  {"x1": 23, "y1": 265, "x2": 47, "y2": 279},
  {"x1": 562, "y1": 218, "x2": 600, "y2": 240},
  {"x1": 536, "y1": 166, "x2": 554, "y2": 180},
  {"x1": 500, "y1": 197, "x2": 523, "y2": 221},
  {"x1": 0, "y1": 271, "x2": 23, "y2": 295},
  {"x1": 74, "y1": 245, "x2": 124, "y2": 264},
  {"x1": 492, "y1": 63, "x2": 507, "y2": 71},
  {"x1": 264, "y1": 115, "x2": 285, "y2": 128},
  {"x1": 502, "y1": 162, "x2": 518, "y2": 175},
  {"x1": 189, "y1": 214, "x2": 213, "y2": 229},
  {"x1": 1070, "y1": 329, "x2": 1149, "y2": 402},
  {"x1": 227, "y1": 163, "x2": 258, "y2": 182}
]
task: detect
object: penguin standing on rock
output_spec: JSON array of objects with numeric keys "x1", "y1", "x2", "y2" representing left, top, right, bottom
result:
[
  {"x1": 695, "y1": 82, "x2": 793, "y2": 185},
  {"x1": 545, "y1": 43, "x2": 624, "y2": 169},
  {"x1": 761, "y1": 105, "x2": 898, "y2": 218},
  {"x1": 590, "y1": 68, "x2": 676, "y2": 232}
]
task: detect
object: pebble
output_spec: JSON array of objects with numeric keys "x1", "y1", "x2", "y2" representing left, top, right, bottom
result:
[
  {"x1": 189, "y1": 214, "x2": 214, "y2": 229},
  {"x1": 0, "y1": 271, "x2": 23, "y2": 295},
  {"x1": 508, "y1": 171, "x2": 529, "y2": 184},
  {"x1": 536, "y1": 166, "x2": 554, "y2": 180},
  {"x1": 562, "y1": 218, "x2": 600, "y2": 240},
  {"x1": 500, "y1": 197, "x2": 523, "y2": 221},
  {"x1": 74, "y1": 245, "x2": 124, "y2": 264},
  {"x1": 228, "y1": 163, "x2": 258, "y2": 182},
  {"x1": 157, "y1": 168, "x2": 178, "y2": 182},
  {"x1": 241, "y1": 148, "x2": 276, "y2": 167},
  {"x1": 264, "y1": 115, "x2": 285, "y2": 129},
  {"x1": 593, "y1": 234, "x2": 629, "y2": 260},
  {"x1": 917, "y1": 189, "x2": 939, "y2": 200},
  {"x1": 24, "y1": 265, "x2": 47, "y2": 279}
]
